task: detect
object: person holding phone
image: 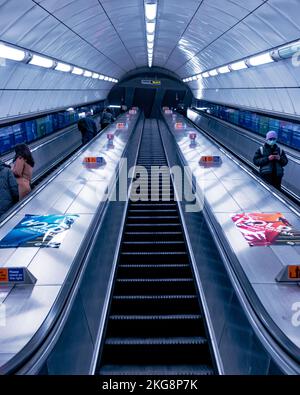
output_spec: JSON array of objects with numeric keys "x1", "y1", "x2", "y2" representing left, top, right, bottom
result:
[{"x1": 253, "y1": 130, "x2": 288, "y2": 190}]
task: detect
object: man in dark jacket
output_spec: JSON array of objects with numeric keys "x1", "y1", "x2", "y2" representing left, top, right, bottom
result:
[
  {"x1": 0, "y1": 160, "x2": 19, "y2": 218},
  {"x1": 100, "y1": 108, "x2": 115, "y2": 130},
  {"x1": 77, "y1": 113, "x2": 97, "y2": 145},
  {"x1": 253, "y1": 130, "x2": 288, "y2": 190}
]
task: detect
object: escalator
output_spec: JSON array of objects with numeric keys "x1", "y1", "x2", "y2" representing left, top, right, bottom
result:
[{"x1": 98, "y1": 119, "x2": 216, "y2": 375}]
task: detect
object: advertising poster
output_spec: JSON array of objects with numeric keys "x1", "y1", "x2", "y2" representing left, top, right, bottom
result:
[
  {"x1": 0, "y1": 214, "x2": 79, "y2": 248},
  {"x1": 231, "y1": 212, "x2": 300, "y2": 246}
]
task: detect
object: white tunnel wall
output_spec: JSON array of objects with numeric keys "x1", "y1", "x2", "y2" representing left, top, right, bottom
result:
[
  {"x1": 188, "y1": 57, "x2": 300, "y2": 116},
  {"x1": 0, "y1": 60, "x2": 112, "y2": 119}
]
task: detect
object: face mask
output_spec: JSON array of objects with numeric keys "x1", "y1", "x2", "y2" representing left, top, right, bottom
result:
[{"x1": 266, "y1": 139, "x2": 277, "y2": 146}]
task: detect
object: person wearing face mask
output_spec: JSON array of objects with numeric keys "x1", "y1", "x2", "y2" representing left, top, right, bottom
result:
[{"x1": 253, "y1": 130, "x2": 288, "y2": 190}]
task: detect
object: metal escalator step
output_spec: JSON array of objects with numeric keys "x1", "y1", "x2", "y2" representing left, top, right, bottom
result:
[
  {"x1": 118, "y1": 264, "x2": 189, "y2": 268},
  {"x1": 127, "y1": 216, "x2": 178, "y2": 222},
  {"x1": 114, "y1": 278, "x2": 195, "y2": 295},
  {"x1": 117, "y1": 264, "x2": 191, "y2": 279},
  {"x1": 105, "y1": 336, "x2": 208, "y2": 346},
  {"x1": 130, "y1": 204, "x2": 177, "y2": 207},
  {"x1": 120, "y1": 251, "x2": 189, "y2": 264},
  {"x1": 125, "y1": 231, "x2": 181, "y2": 235},
  {"x1": 123, "y1": 241, "x2": 184, "y2": 245},
  {"x1": 116, "y1": 278, "x2": 193, "y2": 283},
  {"x1": 126, "y1": 223, "x2": 180, "y2": 226},
  {"x1": 109, "y1": 314, "x2": 201, "y2": 321},
  {"x1": 129, "y1": 210, "x2": 177, "y2": 214},
  {"x1": 106, "y1": 313, "x2": 205, "y2": 337},
  {"x1": 124, "y1": 234, "x2": 183, "y2": 242},
  {"x1": 113, "y1": 295, "x2": 197, "y2": 301},
  {"x1": 121, "y1": 251, "x2": 187, "y2": 255},
  {"x1": 99, "y1": 364, "x2": 214, "y2": 376}
]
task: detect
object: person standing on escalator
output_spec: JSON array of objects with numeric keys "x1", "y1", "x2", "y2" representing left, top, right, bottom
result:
[
  {"x1": 12, "y1": 143, "x2": 35, "y2": 200},
  {"x1": 253, "y1": 130, "x2": 288, "y2": 190},
  {"x1": 100, "y1": 108, "x2": 115, "y2": 130}
]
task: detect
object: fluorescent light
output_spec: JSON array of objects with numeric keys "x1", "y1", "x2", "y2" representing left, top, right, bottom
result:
[
  {"x1": 99, "y1": 74, "x2": 105, "y2": 80},
  {"x1": 147, "y1": 34, "x2": 154, "y2": 43},
  {"x1": 66, "y1": 107, "x2": 74, "y2": 111},
  {"x1": 110, "y1": 105, "x2": 121, "y2": 108},
  {"x1": 208, "y1": 69, "x2": 218, "y2": 76},
  {"x1": 145, "y1": 2, "x2": 157, "y2": 20},
  {"x1": 148, "y1": 42, "x2": 154, "y2": 49},
  {"x1": 92, "y1": 72, "x2": 99, "y2": 79},
  {"x1": 0, "y1": 43, "x2": 26, "y2": 61},
  {"x1": 104, "y1": 76, "x2": 109, "y2": 81},
  {"x1": 218, "y1": 65, "x2": 230, "y2": 74},
  {"x1": 230, "y1": 60, "x2": 247, "y2": 70},
  {"x1": 278, "y1": 40, "x2": 300, "y2": 59},
  {"x1": 55, "y1": 62, "x2": 71, "y2": 72},
  {"x1": 196, "y1": 74, "x2": 202, "y2": 79},
  {"x1": 29, "y1": 54, "x2": 54, "y2": 68},
  {"x1": 192, "y1": 75, "x2": 197, "y2": 80},
  {"x1": 146, "y1": 22, "x2": 155, "y2": 34},
  {"x1": 148, "y1": 48, "x2": 153, "y2": 54},
  {"x1": 248, "y1": 52, "x2": 274, "y2": 66},
  {"x1": 202, "y1": 72, "x2": 209, "y2": 78},
  {"x1": 72, "y1": 67, "x2": 83, "y2": 75},
  {"x1": 83, "y1": 70, "x2": 92, "y2": 77}
]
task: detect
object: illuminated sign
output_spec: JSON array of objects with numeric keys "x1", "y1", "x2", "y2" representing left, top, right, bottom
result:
[
  {"x1": 162, "y1": 107, "x2": 169, "y2": 110},
  {"x1": 129, "y1": 110, "x2": 137, "y2": 115},
  {"x1": 164, "y1": 110, "x2": 172, "y2": 114},
  {"x1": 141, "y1": 80, "x2": 161, "y2": 86},
  {"x1": 0, "y1": 268, "x2": 25, "y2": 283},
  {"x1": 117, "y1": 122, "x2": 126, "y2": 129},
  {"x1": 175, "y1": 122, "x2": 184, "y2": 129},
  {"x1": 83, "y1": 157, "x2": 105, "y2": 164},
  {"x1": 199, "y1": 156, "x2": 222, "y2": 166},
  {"x1": 288, "y1": 265, "x2": 300, "y2": 280}
]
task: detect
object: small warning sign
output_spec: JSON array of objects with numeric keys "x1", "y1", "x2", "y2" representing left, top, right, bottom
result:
[
  {"x1": 0, "y1": 269, "x2": 8, "y2": 283},
  {"x1": 288, "y1": 265, "x2": 300, "y2": 280}
]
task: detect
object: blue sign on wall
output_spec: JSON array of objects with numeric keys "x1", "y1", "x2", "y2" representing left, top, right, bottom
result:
[{"x1": 8, "y1": 268, "x2": 25, "y2": 282}]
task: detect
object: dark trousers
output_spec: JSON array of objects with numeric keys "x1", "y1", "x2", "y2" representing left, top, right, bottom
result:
[
  {"x1": 101, "y1": 122, "x2": 110, "y2": 130},
  {"x1": 261, "y1": 174, "x2": 282, "y2": 190}
]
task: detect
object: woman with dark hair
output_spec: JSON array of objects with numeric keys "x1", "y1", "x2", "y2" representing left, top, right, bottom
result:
[{"x1": 12, "y1": 143, "x2": 35, "y2": 200}]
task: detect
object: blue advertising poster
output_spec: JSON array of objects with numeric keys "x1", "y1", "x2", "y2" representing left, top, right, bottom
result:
[{"x1": 0, "y1": 214, "x2": 79, "y2": 248}]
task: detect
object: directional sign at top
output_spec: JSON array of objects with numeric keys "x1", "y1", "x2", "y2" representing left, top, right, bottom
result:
[{"x1": 141, "y1": 80, "x2": 161, "y2": 86}]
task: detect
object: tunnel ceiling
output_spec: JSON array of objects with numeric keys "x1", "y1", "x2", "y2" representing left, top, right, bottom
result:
[{"x1": 1, "y1": 0, "x2": 298, "y2": 81}]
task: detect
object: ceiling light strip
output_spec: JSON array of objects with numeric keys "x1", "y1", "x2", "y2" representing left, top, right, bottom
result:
[
  {"x1": 180, "y1": 38, "x2": 300, "y2": 82},
  {"x1": 0, "y1": 41, "x2": 118, "y2": 83},
  {"x1": 145, "y1": 1, "x2": 158, "y2": 68}
]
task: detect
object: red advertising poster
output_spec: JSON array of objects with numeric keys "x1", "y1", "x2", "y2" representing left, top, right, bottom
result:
[{"x1": 231, "y1": 212, "x2": 300, "y2": 246}]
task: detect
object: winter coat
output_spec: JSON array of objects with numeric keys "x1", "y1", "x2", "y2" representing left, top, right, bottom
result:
[
  {"x1": 0, "y1": 160, "x2": 19, "y2": 217},
  {"x1": 78, "y1": 117, "x2": 97, "y2": 144},
  {"x1": 101, "y1": 111, "x2": 114, "y2": 125},
  {"x1": 253, "y1": 143, "x2": 288, "y2": 178},
  {"x1": 12, "y1": 157, "x2": 33, "y2": 200}
]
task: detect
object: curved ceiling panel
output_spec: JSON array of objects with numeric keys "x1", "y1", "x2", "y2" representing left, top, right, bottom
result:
[{"x1": 0, "y1": 0, "x2": 300, "y2": 118}]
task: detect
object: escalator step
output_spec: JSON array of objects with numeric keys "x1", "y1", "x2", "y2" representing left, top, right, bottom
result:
[
  {"x1": 106, "y1": 336, "x2": 207, "y2": 345},
  {"x1": 114, "y1": 278, "x2": 195, "y2": 295},
  {"x1": 111, "y1": 294, "x2": 199, "y2": 314},
  {"x1": 99, "y1": 364, "x2": 214, "y2": 376},
  {"x1": 107, "y1": 314, "x2": 205, "y2": 337},
  {"x1": 118, "y1": 264, "x2": 191, "y2": 278},
  {"x1": 122, "y1": 241, "x2": 186, "y2": 253}
]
